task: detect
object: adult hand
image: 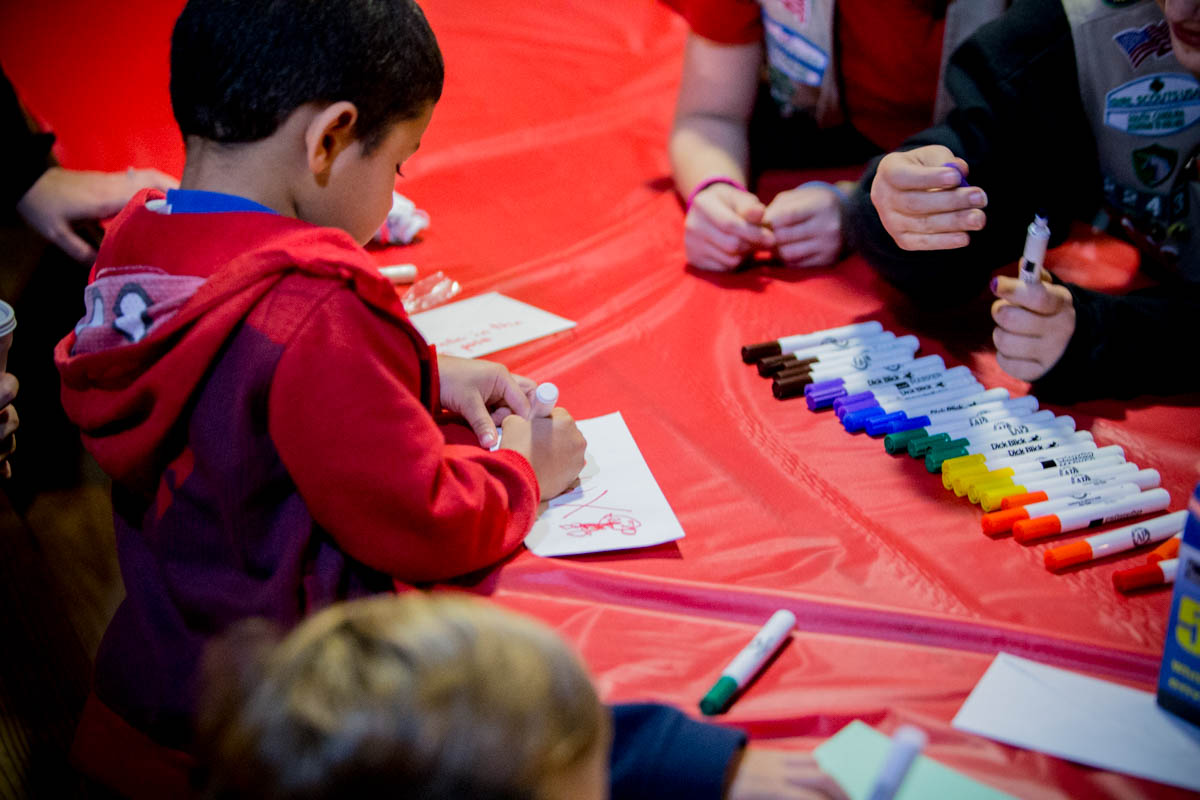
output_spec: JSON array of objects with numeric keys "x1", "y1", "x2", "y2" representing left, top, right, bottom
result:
[
  {"x1": 0, "y1": 372, "x2": 19, "y2": 478},
  {"x1": 437, "y1": 355, "x2": 534, "y2": 448},
  {"x1": 762, "y1": 185, "x2": 843, "y2": 268},
  {"x1": 498, "y1": 408, "x2": 587, "y2": 499},
  {"x1": 16, "y1": 166, "x2": 178, "y2": 262},
  {"x1": 990, "y1": 276, "x2": 1076, "y2": 381},
  {"x1": 725, "y1": 748, "x2": 850, "y2": 800},
  {"x1": 686, "y1": 183, "x2": 776, "y2": 271},
  {"x1": 870, "y1": 144, "x2": 987, "y2": 251}
]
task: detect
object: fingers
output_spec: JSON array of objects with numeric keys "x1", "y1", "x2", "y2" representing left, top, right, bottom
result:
[
  {"x1": 48, "y1": 222, "x2": 98, "y2": 263},
  {"x1": 878, "y1": 145, "x2": 965, "y2": 191},
  {"x1": 991, "y1": 276, "x2": 1068, "y2": 315},
  {"x1": 886, "y1": 185, "x2": 986, "y2": 216},
  {"x1": 996, "y1": 352, "x2": 1049, "y2": 382},
  {"x1": 460, "y1": 391, "x2": 501, "y2": 448},
  {"x1": 692, "y1": 186, "x2": 774, "y2": 248},
  {"x1": 0, "y1": 373, "x2": 19, "y2": 408},
  {"x1": 761, "y1": 186, "x2": 836, "y2": 229},
  {"x1": 127, "y1": 167, "x2": 180, "y2": 193},
  {"x1": 496, "y1": 371, "x2": 532, "y2": 420}
]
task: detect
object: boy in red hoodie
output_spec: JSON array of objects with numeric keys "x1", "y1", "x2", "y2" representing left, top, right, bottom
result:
[
  {"x1": 56, "y1": 2, "x2": 848, "y2": 798},
  {"x1": 54, "y1": 0, "x2": 588, "y2": 788}
]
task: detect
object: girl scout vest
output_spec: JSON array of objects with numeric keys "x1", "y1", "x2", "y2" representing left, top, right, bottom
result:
[
  {"x1": 1065, "y1": 0, "x2": 1200, "y2": 278},
  {"x1": 756, "y1": 0, "x2": 1006, "y2": 125}
]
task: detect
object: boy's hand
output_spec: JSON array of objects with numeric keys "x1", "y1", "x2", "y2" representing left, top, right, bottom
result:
[
  {"x1": 762, "y1": 185, "x2": 842, "y2": 268},
  {"x1": 0, "y1": 372, "x2": 19, "y2": 478},
  {"x1": 870, "y1": 144, "x2": 987, "y2": 251},
  {"x1": 437, "y1": 355, "x2": 534, "y2": 448},
  {"x1": 498, "y1": 408, "x2": 586, "y2": 499},
  {"x1": 686, "y1": 183, "x2": 776, "y2": 271},
  {"x1": 725, "y1": 748, "x2": 849, "y2": 800},
  {"x1": 16, "y1": 166, "x2": 179, "y2": 262},
  {"x1": 990, "y1": 276, "x2": 1076, "y2": 382}
]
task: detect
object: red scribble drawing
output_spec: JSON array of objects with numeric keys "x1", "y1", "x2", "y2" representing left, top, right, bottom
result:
[
  {"x1": 555, "y1": 488, "x2": 631, "y2": 519},
  {"x1": 560, "y1": 513, "x2": 642, "y2": 537}
]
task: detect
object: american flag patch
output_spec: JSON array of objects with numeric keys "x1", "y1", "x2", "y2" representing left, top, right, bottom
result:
[{"x1": 1113, "y1": 20, "x2": 1172, "y2": 68}]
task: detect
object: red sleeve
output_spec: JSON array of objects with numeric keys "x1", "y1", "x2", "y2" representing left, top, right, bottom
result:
[
  {"x1": 661, "y1": 0, "x2": 762, "y2": 44},
  {"x1": 268, "y1": 289, "x2": 540, "y2": 583}
]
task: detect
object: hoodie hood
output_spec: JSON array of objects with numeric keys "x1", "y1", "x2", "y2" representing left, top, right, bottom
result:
[{"x1": 56, "y1": 188, "x2": 419, "y2": 494}]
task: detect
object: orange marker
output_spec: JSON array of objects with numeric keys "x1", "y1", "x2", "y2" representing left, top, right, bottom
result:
[
  {"x1": 1148, "y1": 533, "x2": 1182, "y2": 563},
  {"x1": 1042, "y1": 510, "x2": 1187, "y2": 571},
  {"x1": 1113, "y1": 558, "x2": 1178, "y2": 593},
  {"x1": 981, "y1": 483, "x2": 1141, "y2": 537},
  {"x1": 1013, "y1": 488, "x2": 1172, "y2": 544}
]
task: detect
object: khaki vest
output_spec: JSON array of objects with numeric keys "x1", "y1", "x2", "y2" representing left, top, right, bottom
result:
[
  {"x1": 756, "y1": 0, "x2": 1007, "y2": 126},
  {"x1": 1064, "y1": 0, "x2": 1200, "y2": 277}
]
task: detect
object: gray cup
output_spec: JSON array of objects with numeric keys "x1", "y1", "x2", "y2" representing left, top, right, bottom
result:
[{"x1": 0, "y1": 301, "x2": 16, "y2": 374}]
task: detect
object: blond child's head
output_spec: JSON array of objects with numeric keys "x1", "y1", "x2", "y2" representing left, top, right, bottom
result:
[{"x1": 197, "y1": 593, "x2": 609, "y2": 800}]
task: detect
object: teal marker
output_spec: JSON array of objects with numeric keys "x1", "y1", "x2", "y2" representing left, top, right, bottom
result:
[{"x1": 700, "y1": 610, "x2": 796, "y2": 715}]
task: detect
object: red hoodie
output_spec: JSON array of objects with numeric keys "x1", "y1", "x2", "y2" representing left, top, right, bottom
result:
[{"x1": 55, "y1": 189, "x2": 538, "y2": 755}]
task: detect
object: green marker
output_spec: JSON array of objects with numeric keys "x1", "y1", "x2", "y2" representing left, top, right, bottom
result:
[{"x1": 700, "y1": 610, "x2": 796, "y2": 715}]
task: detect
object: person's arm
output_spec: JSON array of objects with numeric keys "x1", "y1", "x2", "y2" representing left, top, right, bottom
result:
[
  {"x1": 609, "y1": 704, "x2": 846, "y2": 800},
  {"x1": 1032, "y1": 281, "x2": 1200, "y2": 402},
  {"x1": 0, "y1": 67, "x2": 55, "y2": 211},
  {"x1": 846, "y1": 0, "x2": 1096, "y2": 305},
  {"x1": 670, "y1": 33, "x2": 775, "y2": 270},
  {"x1": 268, "y1": 290, "x2": 539, "y2": 583}
]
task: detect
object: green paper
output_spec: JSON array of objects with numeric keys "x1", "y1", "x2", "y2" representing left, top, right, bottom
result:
[{"x1": 813, "y1": 721, "x2": 1016, "y2": 800}]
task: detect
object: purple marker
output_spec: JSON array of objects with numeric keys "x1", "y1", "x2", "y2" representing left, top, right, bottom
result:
[{"x1": 943, "y1": 162, "x2": 968, "y2": 187}]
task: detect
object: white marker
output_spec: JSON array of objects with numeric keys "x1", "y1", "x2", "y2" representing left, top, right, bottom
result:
[
  {"x1": 741, "y1": 321, "x2": 885, "y2": 362},
  {"x1": 1019, "y1": 214, "x2": 1050, "y2": 284},
  {"x1": 952, "y1": 447, "x2": 1126, "y2": 497},
  {"x1": 866, "y1": 725, "x2": 928, "y2": 800},
  {"x1": 378, "y1": 263, "x2": 418, "y2": 284},
  {"x1": 699, "y1": 610, "x2": 796, "y2": 715},
  {"x1": 491, "y1": 381, "x2": 559, "y2": 451},
  {"x1": 527, "y1": 382, "x2": 558, "y2": 419}
]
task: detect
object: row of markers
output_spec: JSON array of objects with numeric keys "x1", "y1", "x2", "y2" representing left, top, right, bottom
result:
[{"x1": 742, "y1": 320, "x2": 1184, "y2": 592}]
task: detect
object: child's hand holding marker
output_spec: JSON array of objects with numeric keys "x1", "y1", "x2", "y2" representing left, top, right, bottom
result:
[
  {"x1": 500, "y1": 406, "x2": 586, "y2": 500},
  {"x1": 990, "y1": 275, "x2": 1075, "y2": 382},
  {"x1": 437, "y1": 355, "x2": 534, "y2": 448},
  {"x1": 869, "y1": 144, "x2": 987, "y2": 251},
  {"x1": 685, "y1": 179, "x2": 776, "y2": 271}
]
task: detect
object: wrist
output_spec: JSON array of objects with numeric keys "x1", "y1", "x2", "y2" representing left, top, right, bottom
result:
[{"x1": 685, "y1": 177, "x2": 747, "y2": 211}]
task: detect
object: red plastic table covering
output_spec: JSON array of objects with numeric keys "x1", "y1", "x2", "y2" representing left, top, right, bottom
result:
[{"x1": 5, "y1": 1, "x2": 1198, "y2": 797}]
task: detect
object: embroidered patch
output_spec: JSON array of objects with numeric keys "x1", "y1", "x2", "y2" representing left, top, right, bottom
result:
[
  {"x1": 112, "y1": 284, "x2": 154, "y2": 343},
  {"x1": 1132, "y1": 143, "x2": 1179, "y2": 187},
  {"x1": 1105, "y1": 73, "x2": 1200, "y2": 135},
  {"x1": 1113, "y1": 20, "x2": 1172, "y2": 68}
]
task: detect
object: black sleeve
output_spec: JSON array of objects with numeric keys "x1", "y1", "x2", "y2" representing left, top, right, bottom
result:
[
  {"x1": 609, "y1": 703, "x2": 746, "y2": 800},
  {"x1": 845, "y1": 0, "x2": 1099, "y2": 307},
  {"x1": 0, "y1": 65, "x2": 56, "y2": 212},
  {"x1": 1032, "y1": 281, "x2": 1200, "y2": 402}
]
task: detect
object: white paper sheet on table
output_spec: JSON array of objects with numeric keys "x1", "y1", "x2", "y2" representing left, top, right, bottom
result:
[
  {"x1": 952, "y1": 652, "x2": 1200, "y2": 792},
  {"x1": 524, "y1": 412, "x2": 686, "y2": 557},
  {"x1": 409, "y1": 292, "x2": 575, "y2": 358}
]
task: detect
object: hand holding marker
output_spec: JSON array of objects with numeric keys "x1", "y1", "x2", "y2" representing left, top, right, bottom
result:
[{"x1": 490, "y1": 382, "x2": 558, "y2": 451}]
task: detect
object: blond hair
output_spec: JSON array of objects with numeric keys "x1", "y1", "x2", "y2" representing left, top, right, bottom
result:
[{"x1": 197, "y1": 592, "x2": 606, "y2": 800}]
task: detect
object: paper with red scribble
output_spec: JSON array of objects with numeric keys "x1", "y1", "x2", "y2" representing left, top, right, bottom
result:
[
  {"x1": 409, "y1": 291, "x2": 575, "y2": 358},
  {"x1": 524, "y1": 412, "x2": 686, "y2": 558}
]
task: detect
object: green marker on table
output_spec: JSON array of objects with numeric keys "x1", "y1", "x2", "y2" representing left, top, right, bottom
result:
[{"x1": 700, "y1": 609, "x2": 796, "y2": 715}]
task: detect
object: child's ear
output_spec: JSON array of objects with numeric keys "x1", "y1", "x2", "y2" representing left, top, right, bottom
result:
[{"x1": 304, "y1": 101, "x2": 360, "y2": 182}]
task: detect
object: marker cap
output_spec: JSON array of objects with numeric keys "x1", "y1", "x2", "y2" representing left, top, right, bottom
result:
[
  {"x1": 1013, "y1": 515, "x2": 1062, "y2": 544},
  {"x1": 843, "y1": 406, "x2": 887, "y2": 431},
  {"x1": 979, "y1": 484, "x2": 1023, "y2": 512},
  {"x1": 699, "y1": 676, "x2": 739, "y2": 715},
  {"x1": 964, "y1": 470, "x2": 1017, "y2": 501},
  {"x1": 981, "y1": 507, "x2": 1030, "y2": 537},
  {"x1": 884, "y1": 429, "x2": 927, "y2": 454},
  {"x1": 742, "y1": 341, "x2": 782, "y2": 363},
  {"x1": 926, "y1": 444, "x2": 969, "y2": 472},
  {"x1": 942, "y1": 453, "x2": 986, "y2": 473},
  {"x1": 908, "y1": 432, "x2": 950, "y2": 457},
  {"x1": 772, "y1": 374, "x2": 812, "y2": 400},
  {"x1": 998, "y1": 491, "x2": 1049, "y2": 510},
  {"x1": 1148, "y1": 537, "x2": 1181, "y2": 563},
  {"x1": 1044, "y1": 540, "x2": 1094, "y2": 571},
  {"x1": 865, "y1": 412, "x2": 909, "y2": 436},
  {"x1": 1112, "y1": 563, "x2": 1167, "y2": 593},
  {"x1": 805, "y1": 390, "x2": 846, "y2": 411}
]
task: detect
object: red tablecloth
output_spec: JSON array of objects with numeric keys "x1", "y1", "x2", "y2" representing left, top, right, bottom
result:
[{"x1": 5, "y1": 2, "x2": 1199, "y2": 797}]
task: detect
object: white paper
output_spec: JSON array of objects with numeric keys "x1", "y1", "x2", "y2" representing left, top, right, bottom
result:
[
  {"x1": 524, "y1": 412, "x2": 686, "y2": 557},
  {"x1": 409, "y1": 292, "x2": 575, "y2": 358},
  {"x1": 952, "y1": 652, "x2": 1200, "y2": 792}
]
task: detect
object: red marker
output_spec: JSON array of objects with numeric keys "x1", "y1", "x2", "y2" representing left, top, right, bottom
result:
[
  {"x1": 1113, "y1": 558, "x2": 1178, "y2": 593},
  {"x1": 1042, "y1": 511, "x2": 1187, "y2": 571},
  {"x1": 1012, "y1": 488, "x2": 1172, "y2": 544}
]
